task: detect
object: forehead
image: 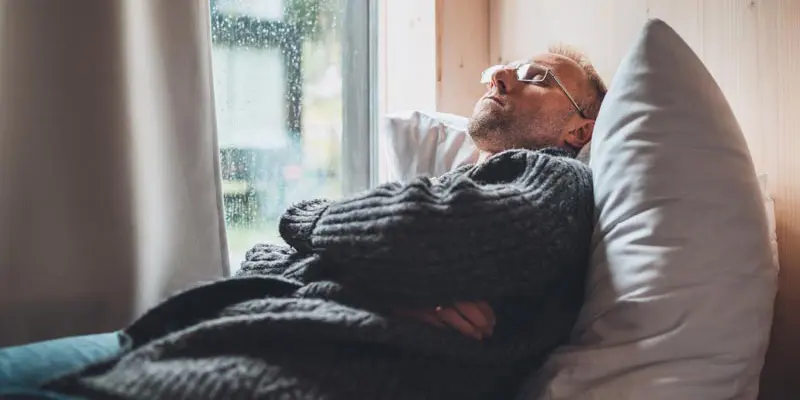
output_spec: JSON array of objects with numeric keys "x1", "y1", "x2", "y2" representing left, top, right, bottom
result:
[{"x1": 529, "y1": 53, "x2": 585, "y2": 79}]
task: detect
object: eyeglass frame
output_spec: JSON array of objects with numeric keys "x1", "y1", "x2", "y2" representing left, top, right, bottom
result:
[{"x1": 480, "y1": 63, "x2": 589, "y2": 119}]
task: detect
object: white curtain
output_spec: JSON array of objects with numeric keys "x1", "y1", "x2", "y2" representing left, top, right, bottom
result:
[{"x1": 0, "y1": 0, "x2": 228, "y2": 346}]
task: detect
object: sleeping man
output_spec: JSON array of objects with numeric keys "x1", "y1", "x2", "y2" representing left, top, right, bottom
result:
[{"x1": 4, "y1": 46, "x2": 607, "y2": 400}]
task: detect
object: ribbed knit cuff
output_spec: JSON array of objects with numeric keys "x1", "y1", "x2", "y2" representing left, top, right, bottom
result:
[{"x1": 279, "y1": 199, "x2": 331, "y2": 253}]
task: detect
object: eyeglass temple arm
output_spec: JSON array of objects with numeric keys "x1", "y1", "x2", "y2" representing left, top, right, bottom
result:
[{"x1": 549, "y1": 72, "x2": 587, "y2": 118}]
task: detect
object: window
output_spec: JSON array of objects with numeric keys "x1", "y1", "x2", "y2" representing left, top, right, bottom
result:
[{"x1": 210, "y1": 0, "x2": 377, "y2": 273}]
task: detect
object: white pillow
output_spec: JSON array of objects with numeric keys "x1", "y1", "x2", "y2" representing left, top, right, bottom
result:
[
  {"x1": 378, "y1": 110, "x2": 478, "y2": 183},
  {"x1": 524, "y1": 19, "x2": 778, "y2": 400}
]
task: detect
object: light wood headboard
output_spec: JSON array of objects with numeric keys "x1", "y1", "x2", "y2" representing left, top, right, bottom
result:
[{"x1": 430, "y1": 0, "x2": 799, "y2": 398}]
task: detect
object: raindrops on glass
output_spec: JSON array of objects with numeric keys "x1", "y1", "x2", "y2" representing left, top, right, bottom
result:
[{"x1": 210, "y1": 0, "x2": 344, "y2": 270}]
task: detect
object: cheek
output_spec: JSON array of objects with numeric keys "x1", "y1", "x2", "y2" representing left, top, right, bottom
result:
[
  {"x1": 514, "y1": 91, "x2": 547, "y2": 114},
  {"x1": 471, "y1": 99, "x2": 490, "y2": 116},
  {"x1": 521, "y1": 95, "x2": 566, "y2": 123},
  {"x1": 511, "y1": 101, "x2": 546, "y2": 126}
]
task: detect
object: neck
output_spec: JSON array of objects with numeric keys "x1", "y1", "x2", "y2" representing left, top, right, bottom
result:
[{"x1": 478, "y1": 145, "x2": 578, "y2": 164}]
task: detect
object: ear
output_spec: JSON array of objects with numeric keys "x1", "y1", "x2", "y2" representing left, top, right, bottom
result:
[{"x1": 564, "y1": 119, "x2": 594, "y2": 148}]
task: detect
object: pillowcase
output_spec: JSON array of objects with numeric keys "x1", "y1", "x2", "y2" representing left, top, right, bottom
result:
[
  {"x1": 523, "y1": 18, "x2": 778, "y2": 400},
  {"x1": 378, "y1": 110, "x2": 478, "y2": 183}
]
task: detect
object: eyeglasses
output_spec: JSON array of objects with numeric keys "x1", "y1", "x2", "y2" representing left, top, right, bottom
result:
[{"x1": 480, "y1": 63, "x2": 588, "y2": 119}]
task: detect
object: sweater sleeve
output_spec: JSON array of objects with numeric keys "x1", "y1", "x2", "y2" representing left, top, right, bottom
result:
[
  {"x1": 235, "y1": 243, "x2": 315, "y2": 284},
  {"x1": 279, "y1": 149, "x2": 594, "y2": 306}
]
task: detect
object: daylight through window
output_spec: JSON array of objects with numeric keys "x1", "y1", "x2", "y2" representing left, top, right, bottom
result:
[{"x1": 210, "y1": 0, "x2": 373, "y2": 272}]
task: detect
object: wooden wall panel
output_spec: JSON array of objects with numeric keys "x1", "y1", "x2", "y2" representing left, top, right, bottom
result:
[
  {"x1": 378, "y1": 0, "x2": 437, "y2": 115},
  {"x1": 378, "y1": 0, "x2": 490, "y2": 117},
  {"x1": 489, "y1": 0, "x2": 646, "y2": 83},
  {"x1": 760, "y1": 1, "x2": 800, "y2": 398},
  {"x1": 436, "y1": 0, "x2": 491, "y2": 116},
  {"x1": 488, "y1": 0, "x2": 800, "y2": 398}
]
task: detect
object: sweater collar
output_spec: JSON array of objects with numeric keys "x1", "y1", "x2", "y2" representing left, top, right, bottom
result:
[
  {"x1": 480, "y1": 146, "x2": 579, "y2": 164},
  {"x1": 538, "y1": 146, "x2": 578, "y2": 159}
]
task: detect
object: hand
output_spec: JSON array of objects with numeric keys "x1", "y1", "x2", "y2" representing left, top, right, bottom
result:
[{"x1": 394, "y1": 301, "x2": 496, "y2": 340}]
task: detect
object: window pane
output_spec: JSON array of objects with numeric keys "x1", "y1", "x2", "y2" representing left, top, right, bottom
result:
[{"x1": 210, "y1": 0, "x2": 349, "y2": 272}]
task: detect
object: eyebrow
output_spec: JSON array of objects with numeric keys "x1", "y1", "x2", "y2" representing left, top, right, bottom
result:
[{"x1": 530, "y1": 60, "x2": 556, "y2": 71}]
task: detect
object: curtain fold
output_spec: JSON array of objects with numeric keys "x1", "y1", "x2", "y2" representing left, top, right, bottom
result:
[{"x1": 0, "y1": 0, "x2": 228, "y2": 347}]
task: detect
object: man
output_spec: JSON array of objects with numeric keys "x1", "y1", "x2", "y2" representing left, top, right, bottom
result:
[
  {"x1": 400, "y1": 45, "x2": 607, "y2": 338},
  {"x1": 2, "y1": 46, "x2": 607, "y2": 400}
]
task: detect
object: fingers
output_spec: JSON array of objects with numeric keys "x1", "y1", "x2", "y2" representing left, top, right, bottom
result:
[
  {"x1": 436, "y1": 306, "x2": 484, "y2": 340},
  {"x1": 474, "y1": 301, "x2": 496, "y2": 327},
  {"x1": 453, "y1": 301, "x2": 495, "y2": 338},
  {"x1": 391, "y1": 302, "x2": 497, "y2": 341}
]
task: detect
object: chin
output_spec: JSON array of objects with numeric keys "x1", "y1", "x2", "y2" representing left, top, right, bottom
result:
[{"x1": 468, "y1": 133, "x2": 510, "y2": 155}]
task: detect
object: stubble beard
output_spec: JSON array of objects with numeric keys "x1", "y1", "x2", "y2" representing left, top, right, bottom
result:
[{"x1": 467, "y1": 109, "x2": 554, "y2": 154}]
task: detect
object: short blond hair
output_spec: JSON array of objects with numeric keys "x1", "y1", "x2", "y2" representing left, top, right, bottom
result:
[{"x1": 547, "y1": 44, "x2": 607, "y2": 120}]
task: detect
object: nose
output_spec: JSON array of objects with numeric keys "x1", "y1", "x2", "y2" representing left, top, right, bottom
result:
[{"x1": 489, "y1": 67, "x2": 518, "y2": 95}]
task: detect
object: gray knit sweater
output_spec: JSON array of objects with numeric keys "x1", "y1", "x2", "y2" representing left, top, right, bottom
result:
[{"x1": 44, "y1": 147, "x2": 594, "y2": 400}]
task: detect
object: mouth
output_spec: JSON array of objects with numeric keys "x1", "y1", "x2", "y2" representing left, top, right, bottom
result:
[{"x1": 485, "y1": 95, "x2": 505, "y2": 106}]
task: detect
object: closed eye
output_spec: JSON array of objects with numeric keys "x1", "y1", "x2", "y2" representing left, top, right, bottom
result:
[{"x1": 519, "y1": 64, "x2": 550, "y2": 84}]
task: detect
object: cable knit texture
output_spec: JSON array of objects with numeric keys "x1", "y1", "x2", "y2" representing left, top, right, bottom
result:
[{"x1": 43, "y1": 147, "x2": 594, "y2": 400}]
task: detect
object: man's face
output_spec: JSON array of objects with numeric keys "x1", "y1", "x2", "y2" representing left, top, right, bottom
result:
[{"x1": 467, "y1": 53, "x2": 591, "y2": 154}]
